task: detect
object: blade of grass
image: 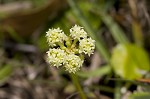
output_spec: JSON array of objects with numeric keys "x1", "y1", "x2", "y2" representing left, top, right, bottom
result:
[
  {"x1": 129, "y1": 92, "x2": 150, "y2": 99},
  {"x1": 94, "y1": 10, "x2": 129, "y2": 44},
  {"x1": 0, "y1": 65, "x2": 13, "y2": 84},
  {"x1": 128, "y1": 0, "x2": 144, "y2": 46},
  {"x1": 77, "y1": 65, "x2": 111, "y2": 78},
  {"x1": 6, "y1": 26, "x2": 24, "y2": 43}
]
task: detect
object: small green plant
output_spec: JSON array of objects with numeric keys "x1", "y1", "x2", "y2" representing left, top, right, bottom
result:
[
  {"x1": 111, "y1": 44, "x2": 150, "y2": 80},
  {"x1": 46, "y1": 25, "x2": 95, "y2": 73},
  {"x1": 45, "y1": 25, "x2": 95, "y2": 99}
]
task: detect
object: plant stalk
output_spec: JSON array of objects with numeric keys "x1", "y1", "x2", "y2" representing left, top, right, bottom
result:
[{"x1": 70, "y1": 73, "x2": 86, "y2": 99}]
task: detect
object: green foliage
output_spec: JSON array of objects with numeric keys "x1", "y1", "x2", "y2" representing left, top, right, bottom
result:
[
  {"x1": 79, "y1": 1, "x2": 101, "y2": 30},
  {"x1": 111, "y1": 44, "x2": 150, "y2": 80},
  {"x1": 0, "y1": 65, "x2": 13, "y2": 84},
  {"x1": 77, "y1": 65, "x2": 111, "y2": 78},
  {"x1": 129, "y1": 92, "x2": 150, "y2": 99},
  {"x1": 30, "y1": 0, "x2": 48, "y2": 7},
  {"x1": 99, "y1": 12, "x2": 129, "y2": 44},
  {"x1": 37, "y1": 34, "x2": 49, "y2": 51},
  {"x1": 5, "y1": 27, "x2": 24, "y2": 43}
]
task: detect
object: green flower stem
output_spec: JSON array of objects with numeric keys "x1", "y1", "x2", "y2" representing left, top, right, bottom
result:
[
  {"x1": 71, "y1": 39, "x2": 78, "y2": 48},
  {"x1": 114, "y1": 81, "x2": 122, "y2": 99},
  {"x1": 66, "y1": 37, "x2": 72, "y2": 48},
  {"x1": 79, "y1": 54, "x2": 84, "y2": 60},
  {"x1": 70, "y1": 73, "x2": 86, "y2": 99},
  {"x1": 68, "y1": 0, "x2": 110, "y2": 61},
  {"x1": 58, "y1": 42, "x2": 66, "y2": 50}
]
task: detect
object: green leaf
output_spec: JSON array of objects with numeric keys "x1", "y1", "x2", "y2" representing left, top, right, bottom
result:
[
  {"x1": 129, "y1": 92, "x2": 150, "y2": 99},
  {"x1": 77, "y1": 65, "x2": 111, "y2": 78},
  {"x1": 111, "y1": 44, "x2": 150, "y2": 80},
  {"x1": 79, "y1": 1, "x2": 101, "y2": 30},
  {"x1": 37, "y1": 34, "x2": 49, "y2": 51},
  {"x1": 0, "y1": 65, "x2": 13, "y2": 84},
  {"x1": 99, "y1": 12, "x2": 129, "y2": 44}
]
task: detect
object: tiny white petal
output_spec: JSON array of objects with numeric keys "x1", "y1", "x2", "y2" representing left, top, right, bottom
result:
[
  {"x1": 46, "y1": 48, "x2": 66, "y2": 67},
  {"x1": 46, "y1": 28, "x2": 68, "y2": 47},
  {"x1": 64, "y1": 54, "x2": 83, "y2": 73},
  {"x1": 70, "y1": 25, "x2": 87, "y2": 40},
  {"x1": 79, "y1": 38, "x2": 95, "y2": 56}
]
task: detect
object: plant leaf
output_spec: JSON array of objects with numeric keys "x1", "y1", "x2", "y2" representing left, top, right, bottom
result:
[
  {"x1": 77, "y1": 65, "x2": 111, "y2": 78},
  {"x1": 111, "y1": 44, "x2": 150, "y2": 80},
  {"x1": 129, "y1": 92, "x2": 150, "y2": 99},
  {"x1": 0, "y1": 65, "x2": 13, "y2": 84}
]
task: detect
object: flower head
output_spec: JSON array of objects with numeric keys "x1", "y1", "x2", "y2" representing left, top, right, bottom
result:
[
  {"x1": 79, "y1": 37, "x2": 95, "y2": 56},
  {"x1": 64, "y1": 54, "x2": 84, "y2": 73},
  {"x1": 46, "y1": 48, "x2": 66, "y2": 67},
  {"x1": 70, "y1": 25, "x2": 87, "y2": 40},
  {"x1": 46, "y1": 25, "x2": 95, "y2": 73},
  {"x1": 46, "y1": 28, "x2": 68, "y2": 47}
]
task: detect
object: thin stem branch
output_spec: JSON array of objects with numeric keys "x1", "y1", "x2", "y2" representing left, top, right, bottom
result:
[
  {"x1": 70, "y1": 73, "x2": 86, "y2": 99},
  {"x1": 114, "y1": 81, "x2": 122, "y2": 99}
]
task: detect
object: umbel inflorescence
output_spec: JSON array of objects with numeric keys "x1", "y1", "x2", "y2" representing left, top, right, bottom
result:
[{"x1": 46, "y1": 25, "x2": 95, "y2": 73}]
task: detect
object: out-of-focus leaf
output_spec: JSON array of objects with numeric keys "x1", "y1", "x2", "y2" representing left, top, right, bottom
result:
[
  {"x1": 0, "y1": 65, "x2": 13, "y2": 84},
  {"x1": 79, "y1": 1, "x2": 101, "y2": 30},
  {"x1": 100, "y1": 12, "x2": 128, "y2": 44},
  {"x1": 6, "y1": 26, "x2": 24, "y2": 43},
  {"x1": 111, "y1": 44, "x2": 150, "y2": 80},
  {"x1": 0, "y1": 0, "x2": 67, "y2": 38},
  {"x1": 30, "y1": 0, "x2": 48, "y2": 7},
  {"x1": 77, "y1": 65, "x2": 111, "y2": 78},
  {"x1": 64, "y1": 83, "x2": 75, "y2": 94},
  {"x1": 37, "y1": 34, "x2": 49, "y2": 51},
  {"x1": 129, "y1": 92, "x2": 150, "y2": 99}
]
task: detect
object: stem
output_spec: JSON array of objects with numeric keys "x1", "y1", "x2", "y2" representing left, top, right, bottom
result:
[
  {"x1": 68, "y1": 0, "x2": 110, "y2": 62},
  {"x1": 114, "y1": 81, "x2": 122, "y2": 99},
  {"x1": 58, "y1": 42, "x2": 66, "y2": 50},
  {"x1": 66, "y1": 37, "x2": 72, "y2": 48},
  {"x1": 71, "y1": 39, "x2": 78, "y2": 48},
  {"x1": 70, "y1": 73, "x2": 86, "y2": 99}
]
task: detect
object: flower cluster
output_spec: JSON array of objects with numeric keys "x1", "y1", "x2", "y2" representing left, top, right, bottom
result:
[{"x1": 46, "y1": 25, "x2": 95, "y2": 73}]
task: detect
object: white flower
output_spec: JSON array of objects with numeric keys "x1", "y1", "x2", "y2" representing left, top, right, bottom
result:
[
  {"x1": 70, "y1": 25, "x2": 87, "y2": 40},
  {"x1": 64, "y1": 54, "x2": 83, "y2": 73},
  {"x1": 46, "y1": 48, "x2": 66, "y2": 67},
  {"x1": 79, "y1": 37, "x2": 95, "y2": 56},
  {"x1": 45, "y1": 25, "x2": 96, "y2": 73},
  {"x1": 46, "y1": 28, "x2": 68, "y2": 47}
]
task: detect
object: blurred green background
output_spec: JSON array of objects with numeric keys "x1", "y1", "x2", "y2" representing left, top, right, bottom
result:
[{"x1": 0, "y1": 0, "x2": 150, "y2": 99}]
